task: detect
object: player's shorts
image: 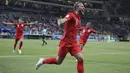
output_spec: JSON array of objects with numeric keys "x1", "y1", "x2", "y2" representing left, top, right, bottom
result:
[
  {"x1": 79, "y1": 38, "x2": 87, "y2": 45},
  {"x1": 58, "y1": 41, "x2": 82, "y2": 58},
  {"x1": 15, "y1": 35, "x2": 23, "y2": 40}
]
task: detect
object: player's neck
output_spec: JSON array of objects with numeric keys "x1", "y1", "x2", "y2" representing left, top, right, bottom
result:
[
  {"x1": 19, "y1": 22, "x2": 22, "y2": 24},
  {"x1": 74, "y1": 10, "x2": 81, "y2": 17}
]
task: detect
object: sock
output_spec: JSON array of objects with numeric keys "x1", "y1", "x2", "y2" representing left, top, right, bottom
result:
[
  {"x1": 45, "y1": 41, "x2": 47, "y2": 45},
  {"x1": 14, "y1": 39, "x2": 18, "y2": 50},
  {"x1": 42, "y1": 40, "x2": 44, "y2": 46},
  {"x1": 19, "y1": 41, "x2": 23, "y2": 50},
  {"x1": 77, "y1": 61, "x2": 84, "y2": 73},
  {"x1": 43, "y1": 58, "x2": 57, "y2": 64}
]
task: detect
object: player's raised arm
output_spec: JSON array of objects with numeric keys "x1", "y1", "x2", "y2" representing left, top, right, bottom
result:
[
  {"x1": 3, "y1": 21, "x2": 15, "y2": 26},
  {"x1": 94, "y1": 31, "x2": 104, "y2": 34},
  {"x1": 77, "y1": 27, "x2": 85, "y2": 30},
  {"x1": 26, "y1": 21, "x2": 38, "y2": 25},
  {"x1": 91, "y1": 28, "x2": 103, "y2": 34},
  {"x1": 57, "y1": 18, "x2": 67, "y2": 26}
]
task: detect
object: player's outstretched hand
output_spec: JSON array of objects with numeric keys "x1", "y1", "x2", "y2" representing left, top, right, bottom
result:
[
  {"x1": 35, "y1": 21, "x2": 38, "y2": 24},
  {"x1": 3, "y1": 21, "x2": 6, "y2": 24},
  {"x1": 57, "y1": 18, "x2": 66, "y2": 26},
  {"x1": 57, "y1": 19, "x2": 61, "y2": 26}
]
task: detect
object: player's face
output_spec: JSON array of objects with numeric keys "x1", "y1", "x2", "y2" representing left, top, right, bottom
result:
[
  {"x1": 18, "y1": 19, "x2": 23, "y2": 23},
  {"x1": 86, "y1": 23, "x2": 91, "y2": 28},
  {"x1": 78, "y1": 3, "x2": 85, "y2": 15}
]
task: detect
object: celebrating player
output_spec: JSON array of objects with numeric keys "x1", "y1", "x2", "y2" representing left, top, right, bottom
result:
[
  {"x1": 79, "y1": 22, "x2": 103, "y2": 50},
  {"x1": 36, "y1": 1, "x2": 85, "y2": 73},
  {"x1": 3, "y1": 18, "x2": 38, "y2": 54}
]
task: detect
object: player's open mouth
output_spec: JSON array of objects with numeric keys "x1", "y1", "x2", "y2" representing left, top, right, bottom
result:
[{"x1": 82, "y1": 9, "x2": 85, "y2": 12}]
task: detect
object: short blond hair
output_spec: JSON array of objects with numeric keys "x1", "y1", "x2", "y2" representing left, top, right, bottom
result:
[{"x1": 73, "y1": 1, "x2": 83, "y2": 10}]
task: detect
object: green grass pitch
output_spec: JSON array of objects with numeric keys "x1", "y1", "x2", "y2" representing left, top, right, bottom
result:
[{"x1": 0, "y1": 39, "x2": 130, "y2": 73}]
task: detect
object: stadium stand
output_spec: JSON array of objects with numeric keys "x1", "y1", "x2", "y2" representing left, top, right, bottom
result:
[{"x1": 0, "y1": 0, "x2": 130, "y2": 41}]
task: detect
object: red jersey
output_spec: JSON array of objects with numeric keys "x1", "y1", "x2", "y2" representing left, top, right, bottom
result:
[
  {"x1": 15, "y1": 23, "x2": 26, "y2": 38},
  {"x1": 80, "y1": 27, "x2": 95, "y2": 41},
  {"x1": 60, "y1": 12, "x2": 81, "y2": 46}
]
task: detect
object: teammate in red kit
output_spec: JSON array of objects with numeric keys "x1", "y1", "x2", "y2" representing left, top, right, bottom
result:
[
  {"x1": 3, "y1": 18, "x2": 38, "y2": 54},
  {"x1": 36, "y1": 2, "x2": 85, "y2": 73},
  {"x1": 79, "y1": 22, "x2": 102, "y2": 50}
]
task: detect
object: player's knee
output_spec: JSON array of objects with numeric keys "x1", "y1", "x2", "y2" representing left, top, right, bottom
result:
[
  {"x1": 20, "y1": 39, "x2": 23, "y2": 42},
  {"x1": 56, "y1": 56, "x2": 64, "y2": 65},
  {"x1": 77, "y1": 56, "x2": 84, "y2": 62},
  {"x1": 15, "y1": 39, "x2": 19, "y2": 43},
  {"x1": 56, "y1": 61, "x2": 62, "y2": 65},
  {"x1": 56, "y1": 58, "x2": 63, "y2": 65},
  {"x1": 80, "y1": 44, "x2": 84, "y2": 49}
]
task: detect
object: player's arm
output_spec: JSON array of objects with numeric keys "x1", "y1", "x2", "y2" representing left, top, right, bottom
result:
[
  {"x1": 77, "y1": 27, "x2": 84, "y2": 31},
  {"x1": 3, "y1": 22, "x2": 15, "y2": 26},
  {"x1": 57, "y1": 18, "x2": 67, "y2": 26},
  {"x1": 26, "y1": 21, "x2": 38, "y2": 25},
  {"x1": 93, "y1": 30, "x2": 103, "y2": 34},
  {"x1": 57, "y1": 13, "x2": 72, "y2": 26}
]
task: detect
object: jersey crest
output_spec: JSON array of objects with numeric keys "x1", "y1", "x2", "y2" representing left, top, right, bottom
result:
[{"x1": 88, "y1": 29, "x2": 91, "y2": 32}]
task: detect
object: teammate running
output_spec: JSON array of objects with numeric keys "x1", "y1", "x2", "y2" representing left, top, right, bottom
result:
[
  {"x1": 3, "y1": 18, "x2": 38, "y2": 54},
  {"x1": 79, "y1": 22, "x2": 103, "y2": 50}
]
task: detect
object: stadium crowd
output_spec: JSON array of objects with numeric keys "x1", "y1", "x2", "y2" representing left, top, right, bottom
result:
[
  {"x1": 0, "y1": 11, "x2": 129, "y2": 40},
  {"x1": 0, "y1": 0, "x2": 130, "y2": 40},
  {"x1": 0, "y1": 12, "x2": 64, "y2": 36}
]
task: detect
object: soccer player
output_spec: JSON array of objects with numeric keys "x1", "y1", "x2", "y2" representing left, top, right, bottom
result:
[
  {"x1": 3, "y1": 18, "x2": 38, "y2": 54},
  {"x1": 79, "y1": 22, "x2": 103, "y2": 50},
  {"x1": 41, "y1": 27, "x2": 47, "y2": 46},
  {"x1": 36, "y1": 1, "x2": 85, "y2": 73},
  {"x1": 42, "y1": 34, "x2": 47, "y2": 46}
]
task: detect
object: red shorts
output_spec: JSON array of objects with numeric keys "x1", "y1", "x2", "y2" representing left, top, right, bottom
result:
[
  {"x1": 58, "y1": 41, "x2": 82, "y2": 58},
  {"x1": 15, "y1": 35, "x2": 23, "y2": 40},
  {"x1": 79, "y1": 38, "x2": 87, "y2": 45}
]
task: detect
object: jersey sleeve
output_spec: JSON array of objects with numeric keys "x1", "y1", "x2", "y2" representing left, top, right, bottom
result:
[{"x1": 64, "y1": 13, "x2": 73, "y2": 21}]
